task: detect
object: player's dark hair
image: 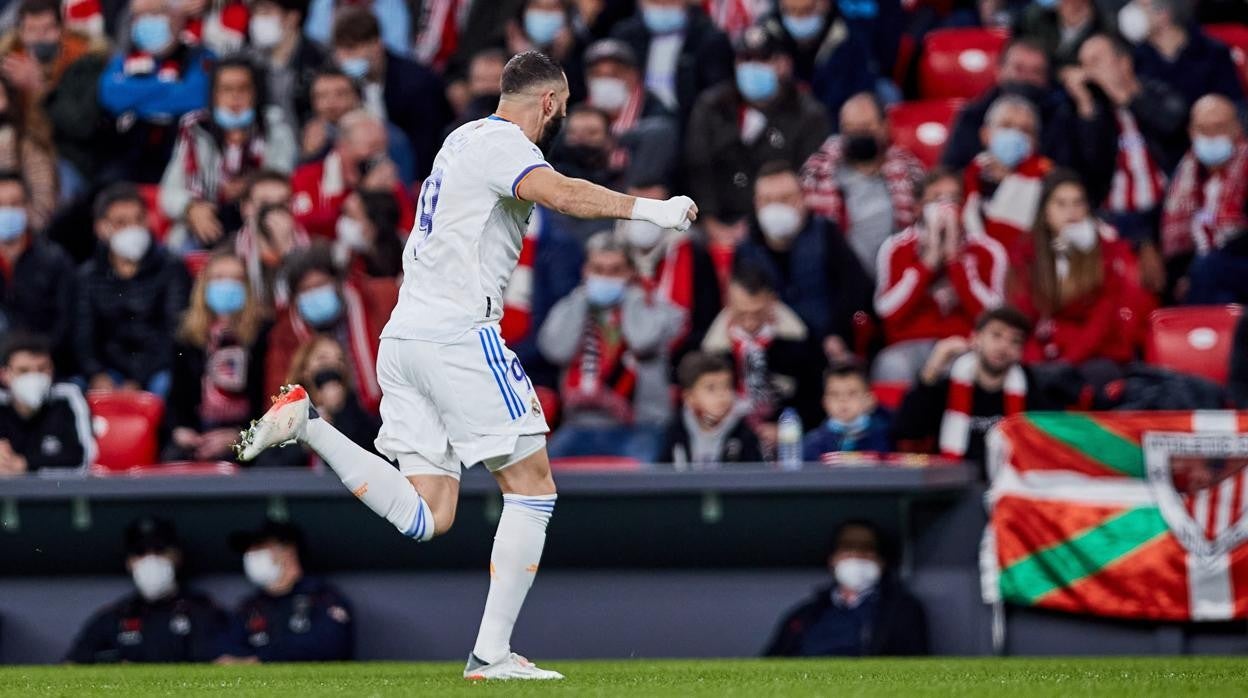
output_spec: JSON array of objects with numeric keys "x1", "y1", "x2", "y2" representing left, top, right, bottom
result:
[
  {"x1": 1, "y1": 330, "x2": 51, "y2": 366},
  {"x1": 332, "y1": 6, "x2": 381, "y2": 47},
  {"x1": 823, "y1": 360, "x2": 869, "y2": 390},
  {"x1": 500, "y1": 50, "x2": 565, "y2": 96},
  {"x1": 93, "y1": 183, "x2": 145, "y2": 221},
  {"x1": 975, "y1": 305, "x2": 1032, "y2": 335},
  {"x1": 17, "y1": 0, "x2": 60, "y2": 24},
  {"x1": 284, "y1": 242, "x2": 340, "y2": 288},
  {"x1": 677, "y1": 352, "x2": 734, "y2": 391},
  {"x1": 730, "y1": 263, "x2": 776, "y2": 296},
  {"x1": 0, "y1": 169, "x2": 29, "y2": 200}
]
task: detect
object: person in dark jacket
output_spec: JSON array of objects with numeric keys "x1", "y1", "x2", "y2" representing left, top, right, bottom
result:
[
  {"x1": 74, "y1": 183, "x2": 190, "y2": 398},
  {"x1": 685, "y1": 26, "x2": 830, "y2": 232},
  {"x1": 1012, "y1": 0, "x2": 1111, "y2": 69},
  {"x1": 0, "y1": 331, "x2": 95, "y2": 473},
  {"x1": 246, "y1": 0, "x2": 326, "y2": 129},
  {"x1": 66, "y1": 517, "x2": 227, "y2": 664},
  {"x1": 0, "y1": 171, "x2": 76, "y2": 372},
  {"x1": 802, "y1": 362, "x2": 891, "y2": 461},
  {"x1": 663, "y1": 351, "x2": 762, "y2": 466},
  {"x1": 218, "y1": 519, "x2": 353, "y2": 663},
  {"x1": 165, "y1": 253, "x2": 270, "y2": 463},
  {"x1": 1126, "y1": 0, "x2": 1244, "y2": 112},
  {"x1": 765, "y1": 519, "x2": 928, "y2": 657},
  {"x1": 329, "y1": 7, "x2": 449, "y2": 180},
  {"x1": 609, "y1": 0, "x2": 734, "y2": 128},
  {"x1": 1230, "y1": 314, "x2": 1248, "y2": 409}
]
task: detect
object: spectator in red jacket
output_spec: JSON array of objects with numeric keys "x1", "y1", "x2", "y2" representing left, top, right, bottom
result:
[
  {"x1": 1011, "y1": 170, "x2": 1153, "y2": 383},
  {"x1": 873, "y1": 170, "x2": 1008, "y2": 383},
  {"x1": 290, "y1": 109, "x2": 413, "y2": 241}
]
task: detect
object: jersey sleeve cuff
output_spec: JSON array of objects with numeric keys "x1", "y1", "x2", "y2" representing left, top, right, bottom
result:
[{"x1": 511, "y1": 163, "x2": 551, "y2": 200}]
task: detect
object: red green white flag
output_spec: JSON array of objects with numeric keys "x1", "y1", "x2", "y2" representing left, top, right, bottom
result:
[{"x1": 981, "y1": 411, "x2": 1248, "y2": 621}]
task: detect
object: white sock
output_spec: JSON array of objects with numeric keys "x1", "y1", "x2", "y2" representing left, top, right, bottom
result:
[
  {"x1": 304, "y1": 418, "x2": 435, "y2": 541},
  {"x1": 471, "y1": 493, "x2": 556, "y2": 663}
]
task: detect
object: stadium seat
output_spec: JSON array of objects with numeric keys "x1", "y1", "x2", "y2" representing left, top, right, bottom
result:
[
  {"x1": 1204, "y1": 24, "x2": 1248, "y2": 94},
  {"x1": 137, "y1": 184, "x2": 172, "y2": 242},
  {"x1": 887, "y1": 99, "x2": 964, "y2": 168},
  {"x1": 550, "y1": 456, "x2": 642, "y2": 472},
  {"x1": 872, "y1": 381, "x2": 911, "y2": 411},
  {"x1": 87, "y1": 390, "x2": 165, "y2": 470},
  {"x1": 184, "y1": 249, "x2": 212, "y2": 279},
  {"x1": 1145, "y1": 305, "x2": 1243, "y2": 386},
  {"x1": 918, "y1": 28, "x2": 1009, "y2": 100}
]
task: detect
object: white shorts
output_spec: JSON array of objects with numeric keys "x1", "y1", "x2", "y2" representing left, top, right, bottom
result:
[{"x1": 373, "y1": 325, "x2": 549, "y2": 480}]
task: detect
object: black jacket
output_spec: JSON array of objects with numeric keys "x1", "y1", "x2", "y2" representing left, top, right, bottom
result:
[
  {"x1": 382, "y1": 51, "x2": 451, "y2": 180},
  {"x1": 66, "y1": 589, "x2": 227, "y2": 664},
  {"x1": 1133, "y1": 28, "x2": 1245, "y2": 111},
  {"x1": 764, "y1": 578, "x2": 929, "y2": 657},
  {"x1": 222, "y1": 576, "x2": 354, "y2": 662},
  {"x1": 940, "y1": 84, "x2": 1072, "y2": 172},
  {"x1": 0, "y1": 238, "x2": 77, "y2": 372},
  {"x1": 684, "y1": 82, "x2": 830, "y2": 222},
  {"x1": 74, "y1": 244, "x2": 190, "y2": 384},
  {"x1": 662, "y1": 407, "x2": 763, "y2": 466},
  {"x1": 609, "y1": 7, "x2": 734, "y2": 128},
  {"x1": 0, "y1": 382, "x2": 94, "y2": 471},
  {"x1": 167, "y1": 327, "x2": 271, "y2": 433}
]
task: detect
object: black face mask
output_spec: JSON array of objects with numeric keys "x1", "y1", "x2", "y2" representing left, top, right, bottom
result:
[
  {"x1": 312, "y1": 369, "x2": 346, "y2": 390},
  {"x1": 843, "y1": 132, "x2": 881, "y2": 163},
  {"x1": 29, "y1": 40, "x2": 59, "y2": 64}
]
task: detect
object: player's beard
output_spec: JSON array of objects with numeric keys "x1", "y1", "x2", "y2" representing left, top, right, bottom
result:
[{"x1": 538, "y1": 113, "x2": 565, "y2": 153}]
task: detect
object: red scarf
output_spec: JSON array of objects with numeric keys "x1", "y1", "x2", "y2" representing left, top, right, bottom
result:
[
  {"x1": 413, "y1": 0, "x2": 463, "y2": 71},
  {"x1": 939, "y1": 352, "x2": 1026, "y2": 458},
  {"x1": 199, "y1": 322, "x2": 251, "y2": 427},
  {"x1": 962, "y1": 153, "x2": 1052, "y2": 256},
  {"x1": 561, "y1": 306, "x2": 637, "y2": 423},
  {"x1": 800, "y1": 137, "x2": 924, "y2": 234},
  {"x1": 607, "y1": 83, "x2": 646, "y2": 170},
  {"x1": 1160, "y1": 140, "x2": 1248, "y2": 258},
  {"x1": 1105, "y1": 108, "x2": 1166, "y2": 214},
  {"x1": 178, "y1": 112, "x2": 266, "y2": 203}
]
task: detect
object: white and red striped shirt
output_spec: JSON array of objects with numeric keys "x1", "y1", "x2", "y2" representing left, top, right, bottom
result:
[{"x1": 1105, "y1": 108, "x2": 1167, "y2": 214}]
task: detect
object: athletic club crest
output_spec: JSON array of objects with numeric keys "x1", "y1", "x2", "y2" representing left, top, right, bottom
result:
[{"x1": 1143, "y1": 431, "x2": 1248, "y2": 559}]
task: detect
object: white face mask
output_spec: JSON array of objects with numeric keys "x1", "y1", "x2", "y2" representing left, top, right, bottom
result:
[
  {"x1": 249, "y1": 15, "x2": 283, "y2": 50},
  {"x1": 1118, "y1": 2, "x2": 1150, "y2": 44},
  {"x1": 243, "y1": 548, "x2": 284, "y2": 589},
  {"x1": 131, "y1": 554, "x2": 177, "y2": 601},
  {"x1": 1057, "y1": 218, "x2": 1098, "y2": 253},
  {"x1": 622, "y1": 219, "x2": 665, "y2": 249},
  {"x1": 834, "y1": 557, "x2": 881, "y2": 593},
  {"x1": 588, "y1": 77, "x2": 630, "y2": 112},
  {"x1": 10, "y1": 372, "x2": 51, "y2": 410},
  {"x1": 756, "y1": 203, "x2": 803, "y2": 242},
  {"x1": 335, "y1": 215, "x2": 368, "y2": 251},
  {"x1": 110, "y1": 225, "x2": 151, "y2": 262}
]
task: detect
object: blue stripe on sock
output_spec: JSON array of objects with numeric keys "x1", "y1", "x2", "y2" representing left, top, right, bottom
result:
[
  {"x1": 404, "y1": 506, "x2": 425, "y2": 539},
  {"x1": 478, "y1": 329, "x2": 517, "y2": 419},
  {"x1": 489, "y1": 328, "x2": 527, "y2": 418}
]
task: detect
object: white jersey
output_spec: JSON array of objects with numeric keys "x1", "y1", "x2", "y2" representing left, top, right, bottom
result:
[{"x1": 382, "y1": 116, "x2": 549, "y2": 343}]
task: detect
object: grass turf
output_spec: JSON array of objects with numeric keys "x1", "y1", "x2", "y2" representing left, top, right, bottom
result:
[{"x1": 2, "y1": 657, "x2": 1247, "y2": 697}]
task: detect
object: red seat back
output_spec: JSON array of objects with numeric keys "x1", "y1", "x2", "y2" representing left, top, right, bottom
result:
[
  {"x1": 87, "y1": 390, "x2": 165, "y2": 469},
  {"x1": 1145, "y1": 305, "x2": 1243, "y2": 385},
  {"x1": 550, "y1": 456, "x2": 642, "y2": 472},
  {"x1": 137, "y1": 184, "x2": 172, "y2": 242},
  {"x1": 872, "y1": 381, "x2": 911, "y2": 411},
  {"x1": 887, "y1": 98, "x2": 964, "y2": 168},
  {"x1": 1205, "y1": 24, "x2": 1248, "y2": 94},
  {"x1": 919, "y1": 28, "x2": 1009, "y2": 99}
]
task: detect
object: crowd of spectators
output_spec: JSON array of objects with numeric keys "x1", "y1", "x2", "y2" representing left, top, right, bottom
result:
[{"x1": 0, "y1": 0, "x2": 1245, "y2": 476}]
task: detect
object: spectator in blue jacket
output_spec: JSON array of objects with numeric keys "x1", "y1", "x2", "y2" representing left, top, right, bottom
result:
[
  {"x1": 1123, "y1": 0, "x2": 1244, "y2": 112},
  {"x1": 97, "y1": 0, "x2": 213, "y2": 183},
  {"x1": 802, "y1": 362, "x2": 891, "y2": 461}
]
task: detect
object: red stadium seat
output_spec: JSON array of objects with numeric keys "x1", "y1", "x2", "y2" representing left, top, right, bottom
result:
[
  {"x1": 92, "y1": 461, "x2": 238, "y2": 477},
  {"x1": 1145, "y1": 305, "x2": 1243, "y2": 385},
  {"x1": 534, "y1": 385, "x2": 560, "y2": 428},
  {"x1": 550, "y1": 456, "x2": 642, "y2": 472},
  {"x1": 872, "y1": 381, "x2": 911, "y2": 411},
  {"x1": 87, "y1": 390, "x2": 165, "y2": 470},
  {"x1": 919, "y1": 28, "x2": 1009, "y2": 100},
  {"x1": 184, "y1": 249, "x2": 212, "y2": 279},
  {"x1": 137, "y1": 184, "x2": 172, "y2": 242},
  {"x1": 1204, "y1": 24, "x2": 1248, "y2": 94},
  {"x1": 887, "y1": 98, "x2": 964, "y2": 168}
]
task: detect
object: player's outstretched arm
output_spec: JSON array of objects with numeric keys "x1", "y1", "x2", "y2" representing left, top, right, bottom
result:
[{"x1": 516, "y1": 166, "x2": 698, "y2": 230}]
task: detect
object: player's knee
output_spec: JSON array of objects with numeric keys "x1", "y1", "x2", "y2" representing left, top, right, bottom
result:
[{"x1": 429, "y1": 497, "x2": 458, "y2": 536}]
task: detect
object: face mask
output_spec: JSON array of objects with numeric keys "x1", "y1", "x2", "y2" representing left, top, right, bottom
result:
[
  {"x1": 735, "y1": 62, "x2": 779, "y2": 103},
  {"x1": 1118, "y1": 2, "x2": 1150, "y2": 44},
  {"x1": 340, "y1": 56, "x2": 370, "y2": 80},
  {"x1": 842, "y1": 132, "x2": 881, "y2": 163},
  {"x1": 588, "y1": 77, "x2": 630, "y2": 112},
  {"x1": 781, "y1": 13, "x2": 824, "y2": 41},
  {"x1": 623, "y1": 219, "x2": 664, "y2": 249},
  {"x1": 827, "y1": 413, "x2": 870, "y2": 434},
  {"x1": 243, "y1": 549, "x2": 284, "y2": 589},
  {"x1": 756, "y1": 203, "x2": 804, "y2": 242},
  {"x1": 131, "y1": 554, "x2": 177, "y2": 601},
  {"x1": 585, "y1": 275, "x2": 627, "y2": 307},
  {"x1": 642, "y1": 5, "x2": 687, "y2": 35},
  {"x1": 214, "y1": 106, "x2": 255, "y2": 130},
  {"x1": 205, "y1": 278, "x2": 246, "y2": 315},
  {"x1": 989, "y1": 127, "x2": 1032, "y2": 169},
  {"x1": 249, "y1": 15, "x2": 283, "y2": 49},
  {"x1": 524, "y1": 9, "x2": 564, "y2": 46},
  {"x1": 131, "y1": 14, "x2": 173, "y2": 54},
  {"x1": 0, "y1": 206, "x2": 27, "y2": 242},
  {"x1": 297, "y1": 285, "x2": 342, "y2": 327},
  {"x1": 1193, "y1": 135, "x2": 1235, "y2": 168},
  {"x1": 336, "y1": 215, "x2": 369, "y2": 251},
  {"x1": 109, "y1": 225, "x2": 151, "y2": 261},
  {"x1": 10, "y1": 371, "x2": 51, "y2": 410},
  {"x1": 1057, "y1": 218, "x2": 1098, "y2": 253},
  {"x1": 1034, "y1": 0, "x2": 1058, "y2": 9},
  {"x1": 29, "y1": 40, "x2": 59, "y2": 63},
  {"x1": 834, "y1": 557, "x2": 881, "y2": 593}
]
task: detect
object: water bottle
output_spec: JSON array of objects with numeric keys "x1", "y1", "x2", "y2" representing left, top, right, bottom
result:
[{"x1": 776, "y1": 408, "x2": 803, "y2": 471}]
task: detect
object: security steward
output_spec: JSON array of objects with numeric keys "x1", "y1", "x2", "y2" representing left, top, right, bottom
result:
[
  {"x1": 217, "y1": 519, "x2": 354, "y2": 662},
  {"x1": 66, "y1": 517, "x2": 227, "y2": 663}
]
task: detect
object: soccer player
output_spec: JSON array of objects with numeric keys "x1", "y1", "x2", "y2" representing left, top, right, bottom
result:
[{"x1": 234, "y1": 51, "x2": 697, "y2": 680}]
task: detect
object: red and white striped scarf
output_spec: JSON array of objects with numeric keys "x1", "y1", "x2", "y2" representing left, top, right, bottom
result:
[
  {"x1": 412, "y1": 0, "x2": 464, "y2": 70},
  {"x1": 729, "y1": 323, "x2": 775, "y2": 422},
  {"x1": 962, "y1": 153, "x2": 1052, "y2": 254},
  {"x1": 1105, "y1": 108, "x2": 1166, "y2": 214},
  {"x1": 606, "y1": 83, "x2": 646, "y2": 170},
  {"x1": 703, "y1": 0, "x2": 768, "y2": 38},
  {"x1": 177, "y1": 112, "x2": 267, "y2": 203},
  {"x1": 801, "y1": 138, "x2": 923, "y2": 234},
  {"x1": 561, "y1": 305, "x2": 637, "y2": 423},
  {"x1": 1160, "y1": 140, "x2": 1248, "y2": 258},
  {"x1": 290, "y1": 284, "x2": 381, "y2": 411},
  {"x1": 939, "y1": 351, "x2": 1026, "y2": 458},
  {"x1": 199, "y1": 322, "x2": 251, "y2": 426}
]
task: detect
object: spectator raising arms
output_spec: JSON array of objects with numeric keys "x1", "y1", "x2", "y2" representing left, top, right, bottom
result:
[
  {"x1": 0, "y1": 331, "x2": 95, "y2": 473},
  {"x1": 165, "y1": 253, "x2": 270, "y2": 463},
  {"x1": 160, "y1": 56, "x2": 297, "y2": 252}
]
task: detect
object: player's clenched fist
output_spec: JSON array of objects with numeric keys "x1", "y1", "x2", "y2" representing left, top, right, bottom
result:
[{"x1": 631, "y1": 195, "x2": 699, "y2": 232}]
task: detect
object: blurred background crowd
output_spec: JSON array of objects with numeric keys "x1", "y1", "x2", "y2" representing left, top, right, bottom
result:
[{"x1": 0, "y1": 0, "x2": 1245, "y2": 479}]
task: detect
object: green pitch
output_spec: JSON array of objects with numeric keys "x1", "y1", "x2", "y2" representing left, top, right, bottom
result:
[{"x1": 4, "y1": 657, "x2": 1248, "y2": 697}]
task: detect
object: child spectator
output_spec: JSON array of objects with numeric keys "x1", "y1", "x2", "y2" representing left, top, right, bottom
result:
[
  {"x1": 165, "y1": 253, "x2": 269, "y2": 463},
  {"x1": 662, "y1": 351, "x2": 761, "y2": 467},
  {"x1": 0, "y1": 331, "x2": 95, "y2": 473},
  {"x1": 802, "y1": 362, "x2": 891, "y2": 462}
]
